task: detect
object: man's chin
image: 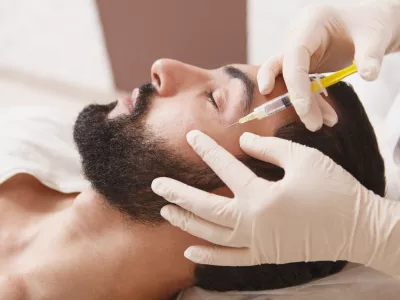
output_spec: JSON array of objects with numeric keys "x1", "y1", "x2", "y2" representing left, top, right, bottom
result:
[{"x1": 76, "y1": 102, "x2": 118, "y2": 124}]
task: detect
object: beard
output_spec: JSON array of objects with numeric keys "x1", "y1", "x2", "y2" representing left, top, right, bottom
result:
[{"x1": 73, "y1": 84, "x2": 222, "y2": 224}]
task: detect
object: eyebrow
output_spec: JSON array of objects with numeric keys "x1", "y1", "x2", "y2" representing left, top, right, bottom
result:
[{"x1": 223, "y1": 66, "x2": 255, "y2": 115}]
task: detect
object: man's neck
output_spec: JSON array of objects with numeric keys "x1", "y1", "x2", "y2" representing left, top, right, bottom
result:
[
  {"x1": 7, "y1": 187, "x2": 197, "y2": 299},
  {"x1": 70, "y1": 189, "x2": 198, "y2": 299}
]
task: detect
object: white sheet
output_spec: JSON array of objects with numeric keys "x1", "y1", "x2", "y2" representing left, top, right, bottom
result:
[{"x1": 0, "y1": 105, "x2": 90, "y2": 191}]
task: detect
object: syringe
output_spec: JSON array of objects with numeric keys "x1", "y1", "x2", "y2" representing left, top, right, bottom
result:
[{"x1": 238, "y1": 63, "x2": 358, "y2": 124}]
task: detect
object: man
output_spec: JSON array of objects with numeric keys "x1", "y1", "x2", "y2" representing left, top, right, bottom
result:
[{"x1": 0, "y1": 59, "x2": 385, "y2": 299}]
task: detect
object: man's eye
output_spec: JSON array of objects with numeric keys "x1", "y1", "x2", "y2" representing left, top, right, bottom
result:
[{"x1": 206, "y1": 91, "x2": 218, "y2": 109}]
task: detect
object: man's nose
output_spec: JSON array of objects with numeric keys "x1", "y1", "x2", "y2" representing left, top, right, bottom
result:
[{"x1": 151, "y1": 59, "x2": 208, "y2": 97}]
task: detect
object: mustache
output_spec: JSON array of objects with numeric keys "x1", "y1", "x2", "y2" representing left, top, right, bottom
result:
[
  {"x1": 133, "y1": 83, "x2": 157, "y2": 118},
  {"x1": 74, "y1": 83, "x2": 156, "y2": 127}
]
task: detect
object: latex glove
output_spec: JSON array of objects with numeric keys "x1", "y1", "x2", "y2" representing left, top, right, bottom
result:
[
  {"x1": 151, "y1": 130, "x2": 400, "y2": 279},
  {"x1": 257, "y1": 0, "x2": 400, "y2": 131}
]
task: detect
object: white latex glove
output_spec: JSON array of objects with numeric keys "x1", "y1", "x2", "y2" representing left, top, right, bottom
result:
[
  {"x1": 151, "y1": 130, "x2": 400, "y2": 279},
  {"x1": 257, "y1": 0, "x2": 400, "y2": 131}
]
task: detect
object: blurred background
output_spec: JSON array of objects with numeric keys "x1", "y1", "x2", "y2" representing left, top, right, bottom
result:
[
  {"x1": 1, "y1": 0, "x2": 399, "y2": 132},
  {"x1": 0, "y1": 0, "x2": 360, "y2": 105}
]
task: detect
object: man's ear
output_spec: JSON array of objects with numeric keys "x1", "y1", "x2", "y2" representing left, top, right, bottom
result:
[{"x1": 211, "y1": 186, "x2": 234, "y2": 198}]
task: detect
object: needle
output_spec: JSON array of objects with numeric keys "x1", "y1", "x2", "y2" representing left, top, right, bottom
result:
[{"x1": 225, "y1": 122, "x2": 239, "y2": 128}]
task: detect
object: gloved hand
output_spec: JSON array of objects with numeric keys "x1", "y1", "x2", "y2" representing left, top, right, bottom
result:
[
  {"x1": 257, "y1": 0, "x2": 400, "y2": 131},
  {"x1": 152, "y1": 130, "x2": 400, "y2": 279}
]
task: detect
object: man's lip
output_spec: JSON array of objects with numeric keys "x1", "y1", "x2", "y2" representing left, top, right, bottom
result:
[
  {"x1": 122, "y1": 96, "x2": 134, "y2": 112},
  {"x1": 123, "y1": 88, "x2": 139, "y2": 113},
  {"x1": 129, "y1": 88, "x2": 140, "y2": 112},
  {"x1": 132, "y1": 88, "x2": 139, "y2": 100}
]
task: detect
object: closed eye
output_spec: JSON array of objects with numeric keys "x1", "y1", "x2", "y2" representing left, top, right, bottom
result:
[{"x1": 206, "y1": 91, "x2": 218, "y2": 109}]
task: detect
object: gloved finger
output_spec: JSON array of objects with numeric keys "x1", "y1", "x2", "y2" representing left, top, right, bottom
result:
[
  {"x1": 315, "y1": 93, "x2": 338, "y2": 127},
  {"x1": 283, "y1": 45, "x2": 315, "y2": 126},
  {"x1": 352, "y1": 29, "x2": 388, "y2": 81},
  {"x1": 283, "y1": 20, "x2": 329, "y2": 131},
  {"x1": 184, "y1": 245, "x2": 254, "y2": 266},
  {"x1": 301, "y1": 92, "x2": 324, "y2": 131},
  {"x1": 257, "y1": 55, "x2": 283, "y2": 95},
  {"x1": 152, "y1": 177, "x2": 236, "y2": 228},
  {"x1": 161, "y1": 205, "x2": 244, "y2": 247},
  {"x1": 240, "y1": 133, "x2": 297, "y2": 169},
  {"x1": 186, "y1": 130, "x2": 259, "y2": 194}
]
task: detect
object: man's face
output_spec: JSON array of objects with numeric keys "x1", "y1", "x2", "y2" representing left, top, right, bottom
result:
[
  {"x1": 111, "y1": 59, "x2": 298, "y2": 161},
  {"x1": 73, "y1": 59, "x2": 299, "y2": 222}
]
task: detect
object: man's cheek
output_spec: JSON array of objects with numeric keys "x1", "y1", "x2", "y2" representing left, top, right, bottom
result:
[
  {"x1": 144, "y1": 110, "x2": 197, "y2": 158},
  {"x1": 147, "y1": 112, "x2": 196, "y2": 140}
]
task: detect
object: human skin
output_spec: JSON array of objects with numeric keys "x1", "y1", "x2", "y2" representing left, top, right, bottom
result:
[
  {"x1": 111, "y1": 59, "x2": 303, "y2": 163},
  {"x1": 0, "y1": 60, "x2": 335, "y2": 299}
]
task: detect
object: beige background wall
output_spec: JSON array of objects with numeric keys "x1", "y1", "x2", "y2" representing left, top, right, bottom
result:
[
  {"x1": 97, "y1": 0, "x2": 247, "y2": 92},
  {"x1": 0, "y1": 0, "x2": 354, "y2": 97},
  {"x1": 2, "y1": 0, "x2": 396, "y2": 105}
]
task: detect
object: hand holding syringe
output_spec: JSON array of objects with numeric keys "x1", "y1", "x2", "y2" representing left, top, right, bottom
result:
[{"x1": 234, "y1": 63, "x2": 358, "y2": 125}]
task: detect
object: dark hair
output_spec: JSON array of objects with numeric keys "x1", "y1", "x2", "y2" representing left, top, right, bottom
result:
[{"x1": 194, "y1": 81, "x2": 386, "y2": 291}]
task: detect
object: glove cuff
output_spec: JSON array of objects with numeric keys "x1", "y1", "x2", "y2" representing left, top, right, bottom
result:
[{"x1": 351, "y1": 188, "x2": 400, "y2": 278}]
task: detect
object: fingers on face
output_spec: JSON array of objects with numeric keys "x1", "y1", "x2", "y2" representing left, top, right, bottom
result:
[
  {"x1": 186, "y1": 130, "x2": 258, "y2": 194},
  {"x1": 239, "y1": 133, "x2": 295, "y2": 169}
]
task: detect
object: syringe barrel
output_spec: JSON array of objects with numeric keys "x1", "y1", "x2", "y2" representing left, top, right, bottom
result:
[{"x1": 254, "y1": 93, "x2": 291, "y2": 117}]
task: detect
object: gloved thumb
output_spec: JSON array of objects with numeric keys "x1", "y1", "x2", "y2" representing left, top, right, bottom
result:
[
  {"x1": 353, "y1": 30, "x2": 388, "y2": 81},
  {"x1": 184, "y1": 246, "x2": 255, "y2": 266},
  {"x1": 240, "y1": 133, "x2": 292, "y2": 168}
]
